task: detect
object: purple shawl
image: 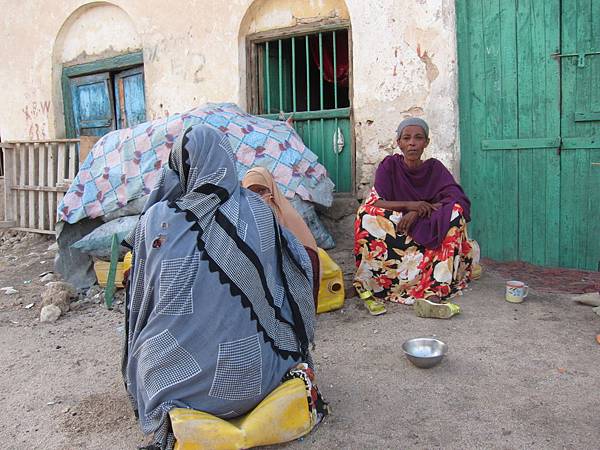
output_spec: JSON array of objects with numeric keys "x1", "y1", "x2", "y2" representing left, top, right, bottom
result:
[{"x1": 374, "y1": 155, "x2": 471, "y2": 249}]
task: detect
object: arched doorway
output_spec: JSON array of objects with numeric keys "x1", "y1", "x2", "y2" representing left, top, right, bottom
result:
[{"x1": 53, "y1": 3, "x2": 145, "y2": 141}]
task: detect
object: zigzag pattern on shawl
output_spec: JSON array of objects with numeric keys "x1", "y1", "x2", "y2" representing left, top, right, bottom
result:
[
  {"x1": 166, "y1": 188, "x2": 312, "y2": 360},
  {"x1": 276, "y1": 229, "x2": 315, "y2": 347}
]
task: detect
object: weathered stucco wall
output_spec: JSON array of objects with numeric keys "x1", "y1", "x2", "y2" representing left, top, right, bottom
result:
[
  {"x1": 348, "y1": 0, "x2": 460, "y2": 193},
  {"x1": 0, "y1": 0, "x2": 459, "y2": 194}
]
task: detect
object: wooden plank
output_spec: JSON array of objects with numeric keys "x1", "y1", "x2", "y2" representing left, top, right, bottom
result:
[
  {"x1": 482, "y1": 0, "x2": 503, "y2": 259},
  {"x1": 247, "y1": 20, "x2": 350, "y2": 43},
  {"x1": 8, "y1": 185, "x2": 69, "y2": 193},
  {"x1": 62, "y1": 51, "x2": 143, "y2": 78},
  {"x1": 11, "y1": 145, "x2": 18, "y2": 224},
  {"x1": 56, "y1": 143, "x2": 67, "y2": 214},
  {"x1": 57, "y1": 143, "x2": 66, "y2": 185},
  {"x1": 18, "y1": 143, "x2": 27, "y2": 228},
  {"x1": 463, "y1": 0, "x2": 487, "y2": 255},
  {"x1": 574, "y1": 111, "x2": 600, "y2": 121},
  {"x1": 562, "y1": 137, "x2": 600, "y2": 149},
  {"x1": 28, "y1": 144, "x2": 38, "y2": 229},
  {"x1": 260, "y1": 107, "x2": 351, "y2": 121},
  {"x1": 47, "y1": 143, "x2": 57, "y2": 231},
  {"x1": 577, "y1": 0, "x2": 595, "y2": 269},
  {"x1": 543, "y1": 0, "x2": 561, "y2": 267},
  {"x1": 38, "y1": 143, "x2": 47, "y2": 231},
  {"x1": 0, "y1": 221, "x2": 16, "y2": 228},
  {"x1": 456, "y1": 0, "x2": 473, "y2": 225},
  {"x1": 558, "y1": 0, "x2": 577, "y2": 267},
  {"x1": 4, "y1": 139, "x2": 80, "y2": 145},
  {"x1": 68, "y1": 142, "x2": 78, "y2": 179},
  {"x1": 12, "y1": 227, "x2": 56, "y2": 235},
  {"x1": 499, "y1": 0, "x2": 520, "y2": 261},
  {"x1": 529, "y1": 0, "x2": 547, "y2": 266},
  {"x1": 481, "y1": 137, "x2": 560, "y2": 150},
  {"x1": 2, "y1": 147, "x2": 15, "y2": 223},
  {"x1": 516, "y1": 0, "x2": 534, "y2": 264}
]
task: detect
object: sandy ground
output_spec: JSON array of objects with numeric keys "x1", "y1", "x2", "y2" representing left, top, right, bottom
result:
[{"x1": 1, "y1": 231, "x2": 599, "y2": 449}]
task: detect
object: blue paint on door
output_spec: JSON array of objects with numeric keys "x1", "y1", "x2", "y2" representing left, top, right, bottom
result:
[
  {"x1": 68, "y1": 66, "x2": 146, "y2": 137},
  {"x1": 69, "y1": 72, "x2": 115, "y2": 137},
  {"x1": 115, "y1": 66, "x2": 147, "y2": 128}
]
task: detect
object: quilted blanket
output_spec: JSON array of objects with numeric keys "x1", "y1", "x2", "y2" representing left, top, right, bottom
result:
[{"x1": 58, "y1": 103, "x2": 334, "y2": 224}]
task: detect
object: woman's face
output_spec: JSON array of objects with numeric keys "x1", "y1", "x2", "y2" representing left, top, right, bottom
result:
[{"x1": 397, "y1": 125, "x2": 430, "y2": 162}]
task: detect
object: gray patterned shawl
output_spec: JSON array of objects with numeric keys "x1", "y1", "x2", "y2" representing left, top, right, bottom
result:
[{"x1": 123, "y1": 125, "x2": 315, "y2": 448}]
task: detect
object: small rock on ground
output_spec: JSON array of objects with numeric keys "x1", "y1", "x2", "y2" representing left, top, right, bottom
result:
[
  {"x1": 40, "y1": 304, "x2": 62, "y2": 322},
  {"x1": 41, "y1": 281, "x2": 77, "y2": 313}
]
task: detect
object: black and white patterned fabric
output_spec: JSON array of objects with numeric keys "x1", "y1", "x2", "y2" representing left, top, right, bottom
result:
[
  {"x1": 134, "y1": 330, "x2": 202, "y2": 401},
  {"x1": 156, "y1": 255, "x2": 199, "y2": 316},
  {"x1": 209, "y1": 334, "x2": 263, "y2": 401}
]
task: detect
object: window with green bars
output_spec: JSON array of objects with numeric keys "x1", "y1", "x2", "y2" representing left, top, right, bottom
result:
[
  {"x1": 256, "y1": 30, "x2": 350, "y2": 114},
  {"x1": 251, "y1": 28, "x2": 353, "y2": 192}
]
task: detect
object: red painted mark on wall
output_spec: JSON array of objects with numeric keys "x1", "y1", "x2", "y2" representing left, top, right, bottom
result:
[
  {"x1": 22, "y1": 101, "x2": 51, "y2": 140},
  {"x1": 416, "y1": 44, "x2": 439, "y2": 85}
]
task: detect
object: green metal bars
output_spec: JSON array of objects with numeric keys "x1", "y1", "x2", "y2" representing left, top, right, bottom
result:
[{"x1": 258, "y1": 29, "x2": 352, "y2": 192}]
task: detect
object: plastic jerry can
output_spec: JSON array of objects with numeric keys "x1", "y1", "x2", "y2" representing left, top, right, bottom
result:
[{"x1": 316, "y1": 248, "x2": 345, "y2": 314}]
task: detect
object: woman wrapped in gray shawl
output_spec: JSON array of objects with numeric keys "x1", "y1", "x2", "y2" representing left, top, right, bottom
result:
[{"x1": 122, "y1": 125, "x2": 317, "y2": 449}]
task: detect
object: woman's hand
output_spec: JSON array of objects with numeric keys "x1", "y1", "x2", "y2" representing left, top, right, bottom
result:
[
  {"x1": 406, "y1": 201, "x2": 439, "y2": 217},
  {"x1": 397, "y1": 211, "x2": 418, "y2": 234}
]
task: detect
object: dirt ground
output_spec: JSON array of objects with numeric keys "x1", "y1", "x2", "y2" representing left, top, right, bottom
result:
[{"x1": 1, "y1": 230, "x2": 599, "y2": 449}]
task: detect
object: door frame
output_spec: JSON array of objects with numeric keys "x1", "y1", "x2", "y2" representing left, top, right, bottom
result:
[
  {"x1": 245, "y1": 20, "x2": 356, "y2": 194},
  {"x1": 61, "y1": 51, "x2": 144, "y2": 138}
]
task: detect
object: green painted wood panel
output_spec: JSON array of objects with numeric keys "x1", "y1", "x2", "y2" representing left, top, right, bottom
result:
[
  {"x1": 457, "y1": 0, "x2": 561, "y2": 266},
  {"x1": 559, "y1": 0, "x2": 600, "y2": 270}
]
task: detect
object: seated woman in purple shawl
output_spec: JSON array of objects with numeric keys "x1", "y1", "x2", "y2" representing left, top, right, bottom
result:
[{"x1": 353, "y1": 118, "x2": 480, "y2": 317}]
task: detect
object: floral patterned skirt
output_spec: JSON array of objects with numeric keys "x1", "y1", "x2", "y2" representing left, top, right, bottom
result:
[{"x1": 353, "y1": 197, "x2": 478, "y2": 304}]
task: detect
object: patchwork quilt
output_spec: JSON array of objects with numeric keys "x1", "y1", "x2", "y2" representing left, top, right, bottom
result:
[{"x1": 58, "y1": 103, "x2": 334, "y2": 224}]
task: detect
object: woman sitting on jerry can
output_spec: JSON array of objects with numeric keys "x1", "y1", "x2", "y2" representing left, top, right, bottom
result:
[{"x1": 123, "y1": 125, "x2": 328, "y2": 450}]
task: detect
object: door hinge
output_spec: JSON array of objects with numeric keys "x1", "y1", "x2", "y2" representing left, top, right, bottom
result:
[{"x1": 550, "y1": 51, "x2": 600, "y2": 67}]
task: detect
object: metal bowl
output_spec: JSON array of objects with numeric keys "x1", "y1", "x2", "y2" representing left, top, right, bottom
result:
[{"x1": 402, "y1": 337, "x2": 448, "y2": 369}]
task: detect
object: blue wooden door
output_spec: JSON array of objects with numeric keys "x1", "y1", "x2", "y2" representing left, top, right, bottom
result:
[
  {"x1": 115, "y1": 67, "x2": 146, "y2": 128},
  {"x1": 69, "y1": 72, "x2": 115, "y2": 137}
]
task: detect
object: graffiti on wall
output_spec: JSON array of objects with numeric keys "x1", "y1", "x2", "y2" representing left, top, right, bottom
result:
[
  {"x1": 147, "y1": 33, "x2": 206, "y2": 84},
  {"x1": 22, "y1": 101, "x2": 51, "y2": 140}
]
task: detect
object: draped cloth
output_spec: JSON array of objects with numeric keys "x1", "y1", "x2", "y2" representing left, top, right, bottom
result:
[
  {"x1": 309, "y1": 33, "x2": 350, "y2": 87},
  {"x1": 122, "y1": 125, "x2": 315, "y2": 449},
  {"x1": 242, "y1": 167, "x2": 317, "y2": 252},
  {"x1": 374, "y1": 154, "x2": 471, "y2": 249}
]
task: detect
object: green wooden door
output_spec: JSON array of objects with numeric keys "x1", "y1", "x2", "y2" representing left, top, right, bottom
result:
[
  {"x1": 255, "y1": 30, "x2": 352, "y2": 192},
  {"x1": 458, "y1": 0, "x2": 600, "y2": 270},
  {"x1": 457, "y1": 0, "x2": 561, "y2": 266},
  {"x1": 559, "y1": 0, "x2": 600, "y2": 269}
]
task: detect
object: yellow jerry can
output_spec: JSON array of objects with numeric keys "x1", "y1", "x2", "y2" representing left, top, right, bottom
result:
[
  {"x1": 94, "y1": 251, "x2": 133, "y2": 288},
  {"x1": 316, "y1": 248, "x2": 345, "y2": 314}
]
